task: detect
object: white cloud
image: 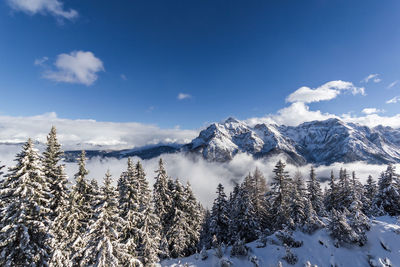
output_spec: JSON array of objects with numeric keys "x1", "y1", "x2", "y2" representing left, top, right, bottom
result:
[
  {"x1": 247, "y1": 101, "x2": 400, "y2": 128},
  {"x1": 362, "y1": 73, "x2": 381, "y2": 83},
  {"x1": 361, "y1": 108, "x2": 384, "y2": 115},
  {"x1": 286, "y1": 80, "x2": 365, "y2": 103},
  {"x1": 34, "y1": 56, "x2": 48, "y2": 66},
  {"x1": 387, "y1": 80, "x2": 398, "y2": 89},
  {"x1": 8, "y1": 0, "x2": 78, "y2": 20},
  {"x1": 247, "y1": 102, "x2": 336, "y2": 126},
  {"x1": 0, "y1": 112, "x2": 197, "y2": 150},
  {"x1": 177, "y1": 93, "x2": 191, "y2": 100},
  {"x1": 386, "y1": 96, "x2": 400, "y2": 104},
  {"x1": 120, "y1": 74, "x2": 127, "y2": 80},
  {"x1": 245, "y1": 80, "x2": 400, "y2": 128},
  {"x1": 42, "y1": 51, "x2": 104, "y2": 86}
]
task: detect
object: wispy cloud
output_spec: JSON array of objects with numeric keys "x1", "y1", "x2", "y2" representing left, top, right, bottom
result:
[
  {"x1": 41, "y1": 51, "x2": 104, "y2": 86},
  {"x1": 177, "y1": 93, "x2": 192, "y2": 100},
  {"x1": 286, "y1": 80, "x2": 365, "y2": 104},
  {"x1": 7, "y1": 0, "x2": 78, "y2": 20},
  {"x1": 120, "y1": 74, "x2": 127, "y2": 80},
  {"x1": 361, "y1": 108, "x2": 384, "y2": 115},
  {"x1": 361, "y1": 73, "x2": 381, "y2": 83},
  {"x1": 387, "y1": 80, "x2": 398, "y2": 89},
  {"x1": 34, "y1": 56, "x2": 48, "y2": 66},
  {"x1": 386, "y1": 96, "x2": 400, "y2": 104}
]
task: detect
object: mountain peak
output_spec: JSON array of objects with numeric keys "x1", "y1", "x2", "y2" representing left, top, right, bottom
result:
[{"x1": 223, "y1": 117, "x2": 241, "y2": 124}]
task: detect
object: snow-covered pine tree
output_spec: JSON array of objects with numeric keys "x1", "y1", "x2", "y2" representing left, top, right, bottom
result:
[
  {"x1": 68, "y1": 150, "x2": 93, "y2": 264},
  {"x1": 166, "y1": 179, "x2": 191, "y2": 258},
  {"x1": 210, "y1": 183, "x2": 230, "y2": 245},
  {"x1": 348, "y1": 190, "x2": 370, "y2": 246},
  {"x1": 0, "y1": 161, "x2": 7, "y2": 211},
  {"x1": 228, "y1": 182, "x2": 260, "y2": 243},
  {"x1": 242, "y1": 168, "x2": 269, "y2": 230},
  {"x1": 153, "y1": 158, "x2": 174, "y2": 258},
  {"x1": 270, "y1": 160, "x2": 292, "y2": 230},
  {"x1": 303, "y1": 197, "x2": 325, "y2": 233},
  {"x1": 117, "y1": 158, "x2": 141, "y2": 258},
  {"x1": 329, "y1": 208, "x2": 358, "y2": 245},
  {"x1": 307, "y1": 166, "x2": 325, "y2": 216},
  {"x1": 337, "y1": 168, "x2": 353, "y2": 211},
  {"x1": 182, "y1": 182, "x2": 202, "y2": 255},
  {"x1": 0, "y1": 139, "x2": 52, "y2": 266},
  {"x1": 199, "y1": 209, "x2": 212, "y2": 250},
  {"x1": 42, "y1": 126, "x2": 69, "y2": 220},
  {"x1": 363, "y1": 175, "x2": 377, "y2": 215},
  {"x1": 79, "y1": 171, "x2": 138, "y2": 267},
  {"x1": 43, "y1": 127, "x2": 71, "y2": 267},
  {"x1": 350, "y1": 171, "x2": 367, "y2": 206},
  {"x1": 71, "y1": 150, "x2": 92, "y2": 223},
  {"x1": 289, "y1": 171, "x2": 306, "y2": 229},
  {"x1": 373, "y1": 165, "x2": 400, "y2": 216},
  {"x1": 324, "y1": 170, "x2": 338, "y2": 211},
  {"x1": 134, "y1": 161, "x2": 161, "y2": 266}
]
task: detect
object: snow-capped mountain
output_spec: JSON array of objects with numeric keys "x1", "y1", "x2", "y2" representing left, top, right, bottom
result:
[{"x1": 182, "y1": 117, "x2": 400, "y2": 165}]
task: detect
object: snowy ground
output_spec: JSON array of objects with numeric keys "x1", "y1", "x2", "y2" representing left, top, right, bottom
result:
[{"x1": 161, "y1": 216, "x2": 400, "y2": 267}]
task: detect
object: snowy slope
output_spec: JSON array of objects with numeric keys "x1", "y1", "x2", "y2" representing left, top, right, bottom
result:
[
  {"x1": 161, "y1": 216, "x2": 400, "y2": 267},
  {"x1": 183, "y1": 118, "x2": 400, "y2": 165}
]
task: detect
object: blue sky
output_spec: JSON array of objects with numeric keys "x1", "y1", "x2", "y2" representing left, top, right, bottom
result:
[{"x1": 1, "y1": 0, "x2": 400, "y2": 129}]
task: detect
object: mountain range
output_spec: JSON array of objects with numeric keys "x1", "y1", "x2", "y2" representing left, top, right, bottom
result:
[{"x1": 63, "y1": 117, "x2": 400, "y2": 165}]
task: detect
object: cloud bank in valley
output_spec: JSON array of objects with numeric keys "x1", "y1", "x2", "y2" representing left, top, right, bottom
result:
[
  {"x1": 0, "y1": 113, "x2": 197, "y2": 150},
  {"x1": 64, "y1": 153, "x2": 395, "y2": 207}
]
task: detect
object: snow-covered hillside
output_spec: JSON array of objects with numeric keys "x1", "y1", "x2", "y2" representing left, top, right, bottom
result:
[
  {"x1": 184, "y1": 118, "x2": 400, "y2": 165},
  {"x1": 162, "y1": 216, "x2": 400, "y2": 267}
]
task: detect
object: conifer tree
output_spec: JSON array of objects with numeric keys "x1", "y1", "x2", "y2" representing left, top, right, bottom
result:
[
  {"x1": 210, "y1": 183, "x2": 230, "y2": 245},
  {"x1": 337, "y1": 168, "x2": 353, "y2": 211},
  {"x1": 0, "y1": 139, "x2": 52, "y2": 266},
  {"x1": 0, "y1": 161, "x2": 8, "y2": 211},
  {"x1": 199, "y1": 209, "x2": 212, "y2": 250},
  {"x1": 134, "y1": 161, "x2": 161, "y2": 266},
  {"x1": 229, "y1": 183, "x2": 260, "y2": 243},
  {"x1": 373, "y1": 165, "x2": 400, "y2": 216},
  {"x1": 42, "y1": 126, "x2": 69, "y2": 219},
  {"x1": 270, "y1": 160, "x2": 292, "y2": 230},
  {"x1": 289, "y1": 172, "x2": 306, "y2": 229},
  {"x1": 153, "y1": 158, "x2": 174, "y2": 258},
  {"x1": 166, "y1": 179, "x2": 191, "y2": 258},
  {"x1": 183, "y1": 182, "x2": 202, "y2": 255},
  {"x1": 79, "y1": 171, "x2": 137, "y2": 267},
  {"x1": 117, "y1": 158, "x2": 141, "y2": 257},
  {"x1": 363, "y1": 175, "x2": 377, "y2": 214},
  {"x1": 68, "y1": 151, "x2": 93, "y2": 264},
  {"x1": 329, "y1": 208, "x2": 358, "y2": 245},
  {"x1": 324, "y1": 170, "x2": 338, "y2": 211},
  {"x1": 307, "y1": 166, "x2": 325, "y2": 216}
]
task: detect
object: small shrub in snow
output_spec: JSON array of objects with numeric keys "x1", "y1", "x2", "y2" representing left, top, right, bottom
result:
[
  {"x1": 283, "y1": 245, "x2": 298, "y2": 265},
  {"x1": 249, "y1": 255, "x2": 260, "y2": 267},
  {"x1": 230, "y1": 238, "x2": 248, "y2": 257},
  {"x1": 255, "y1": 235, "x2": 267, "y2": 248},
  {"x1": 220, "y1": 257, "x2": 233, "y2": 267},
  {"x1": 276, "y1": 230, "x2": 303, "y2": 248}
]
